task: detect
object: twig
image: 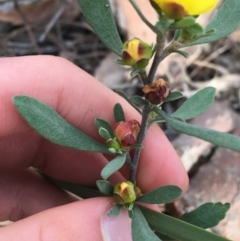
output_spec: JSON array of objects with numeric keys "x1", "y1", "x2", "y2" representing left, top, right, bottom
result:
[
  {"x1": 38, "y1": 0, "x2": 72, "y2": 42},
  {"x1": 130, "y1": 105, "x2": 150, "y2": 184},
  {"x1": 14, "y1": 0, "x2": 41, "y2": 54},
  {"x1": 190, "y1": 42, "x2": 231, "y2": 78},
  {"x1": 147, "y1": 34, "x2": 166, "y2": 84}
]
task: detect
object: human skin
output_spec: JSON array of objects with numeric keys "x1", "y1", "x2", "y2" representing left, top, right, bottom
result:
[{"x1": 0, "y1": 56, "x2": 188, "y2": 240}]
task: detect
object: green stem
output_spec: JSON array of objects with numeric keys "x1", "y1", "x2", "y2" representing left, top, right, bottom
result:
[
  {"x1": 128, "y1": 0, "x2": 161, "y2": 36},
  {"x1": 130, "y1": 105, "x2": 150, "y2": 184}
]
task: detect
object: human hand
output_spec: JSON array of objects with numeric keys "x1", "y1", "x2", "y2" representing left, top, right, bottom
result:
[{"x1": 0, "y1": 56, "x2": 188, "y2": 240}]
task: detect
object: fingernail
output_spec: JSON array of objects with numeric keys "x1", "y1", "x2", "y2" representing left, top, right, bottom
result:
[{"x1": 102, "y1": 207, "x2": 132, "y2": 241}]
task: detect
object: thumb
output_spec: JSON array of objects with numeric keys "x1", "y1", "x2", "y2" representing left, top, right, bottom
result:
[{"x1": 0, "y1": 197, "x2": 132, "y2": 241}]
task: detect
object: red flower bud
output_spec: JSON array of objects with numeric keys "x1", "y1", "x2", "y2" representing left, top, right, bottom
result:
[
  {"x1": 142, "y1": 78, "x2": 171, "y2": 105},
  {"x1": 113, "y1": 120, "x2": 140, "y2": 149}
]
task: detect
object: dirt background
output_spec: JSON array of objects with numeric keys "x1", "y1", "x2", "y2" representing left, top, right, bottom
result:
[{"x1": 0, "y1": 0, "x2": 240, "y2": 239}]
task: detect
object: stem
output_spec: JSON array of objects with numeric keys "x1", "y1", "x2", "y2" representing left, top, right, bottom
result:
[
  {"x1": 147, "y1": 34, "x2": 167, "y2": 85},
  {"x1": 130, "y1": 105, "x2": 151, "y2": 184},
  {"x1": 126, "y1": 152, "x2": 132, "y2": 165},
  {"x1": 129, "y1": 0, "x2": 161, "y2": 36},
  {"x1": 127, "y1": 2, "x2": 170, "y2": 185}
]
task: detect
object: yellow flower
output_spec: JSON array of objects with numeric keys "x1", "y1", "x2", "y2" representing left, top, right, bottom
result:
[
  {"x1": 126, "y1": 39, "x2": 142, "y2": 61},
  {"x1": 151, "y1": 0, "x2": 219, "y2": 19},
  {"x1": 122, "y1": 38, "x2": 152, "y2": 69},
  {"x1": 113, "y1": 181, "x2": 141, "y2": 205}
]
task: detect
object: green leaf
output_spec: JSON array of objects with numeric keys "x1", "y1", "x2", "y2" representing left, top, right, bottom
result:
[
  {"x1": 189, "y1": 0, "x2": 240, "y2": 46},
  {"x1": 78, "y1": 0, "x2": 122, "y2": 56},
  {"x1": 108, "y1": 204, "x2": 122, "y2": 217},
  {"x1": 95, "y1": 118, "x2": 114, "y2": 138},
  {"x1": 184, "y1": 23, "x2": 204, "y2": 35},
  {"x1": 39, "y1": 172, "x2": 106, "y2": 198},
  {"x1": 149, "y1": 117, "x2": 165, "y2": 126},
  {"x1": 40, "y1": 174, "x2": 231, "y2": 241},
  {"x1": 115, "y1": 59, "x2": 124, "y2": 65},
  {"x1": 129, "y1": 144, "x2": 143, "y2": 150},
  {"x1": 132, "y1": 205, "x2": 161, "y2": 241},
  {"x1": 165, "y1": 91, "x2": 183, "y2": 102},
  {"x1": 173, "y1": 49, "x2": 189, "y2": 58},
  {"x1": 101, "y1": 153, "x2": 127, "y2": 180},
  {"x1": 99, "y1": 127, "x2": 111, "y2": 140},
  {"x1": 128, "y1": 209, "x2": 133, "y2": 218},
  {"x1": 206, "y1": 29, "x2": 216, "y2": 35},
  {"x1": 173, "y1": 29, "x2": 182, "y2": 41},
  {"x1": 171, "y1": 87, "x2": 216, "y2": 120},
  {"x1": 156, "y1": 19, "x2": 171, "y2": 34},
  {"x1": 108, "y1": 147, "x2": 122, "y2": 154},
  {"x1": 114, "y1": 103, "x2": 125, "y2": 122},
  {"x1": 156, "y1": 108, "x2": 240, "y2": 152},
  {"x1": 137, "y1": 185, "x2": 182, "y2": 204},
  {"x1": 130, "y1": 69, "x2": 142, "y2": 77},
  {"x1": 180, "y1": 202, "x2": 230, "y2": 229},
  {"x1": 155, "y1": 232, "x2": 173, "y2": 241},
  {"x1": 139, "y1": 206, "x2": 232, "y2": 241},
  {"x1": 171, "y1": 17, "x2": 196, "y2": 28},
  {"x1": 130, "y1": 96, "x2": 148, "y2": 106},
  {"x1": 13, "y1": 95, "x2": 110, "y2": 154},
  {"x1": 96, "y1": 180, "x2": 113, "y2": 195},
  {"x1": 128, "y1": 202, "x2": 134, "y2": 211},
  {"x1": 116, "y1": 90, "x2": 142, "y2": 114}
]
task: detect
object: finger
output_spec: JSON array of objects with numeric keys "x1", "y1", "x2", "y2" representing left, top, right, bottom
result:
[
  {"x1": 0, "y1": 169, "x2": 77, "y2": 221},
  {"x1": 136, "y1": 125, "x2": 188, "y2": 192},
  {"x1": 0, "y1": 56, "x2": 138, "y2": 138},
  {"x1": 0, "y1": 132, "x2": 124, "y2": 186},
  {"x1": 0, "y1": 198, "x2": 134, "y2": 241},
  {"x1": 0, "y1": 56, "x2": 188, "y2": 193},
  {"x1": 0, "y1": 168, "x2": 159, "y2": 224}
]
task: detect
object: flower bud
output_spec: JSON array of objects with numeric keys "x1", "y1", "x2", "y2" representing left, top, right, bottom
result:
[
  {"x1": 122, "y1": 38, "x2": 152, "y2": 69},
  {"x1": 142, "y1": 78, "x2": 170, "y2": 105},
  {"x1": 113, "y1": 181, "x2": 141, "y2": 205},
  {"x1": 106, "y1": 138, "x2": 121, "y2": 152},
  {"x1": 150, "y1": 0, "x2": 219, "y2": 19},
  {"x1": 113, "y1": 120, "x2": 140, "y2": 150}
]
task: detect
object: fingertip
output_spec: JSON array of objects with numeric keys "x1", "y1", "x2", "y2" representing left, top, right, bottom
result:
[
  {"x1": 0, "y1": 198, "x2": 113, "y2": 241},
  {"x1": 137, "y1": 124, "x2": 189, "y2": 194}
]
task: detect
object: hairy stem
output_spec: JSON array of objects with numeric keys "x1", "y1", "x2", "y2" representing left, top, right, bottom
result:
[
  {"x1": 128, "y1": 7, "x2": 169, "y2": 184},
  {"x1": 147, "y1": 34, "x2": 167, "y2": 85},
  {"x1": 130, "y1": 105, "x2": 150, "y2": 184}
]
